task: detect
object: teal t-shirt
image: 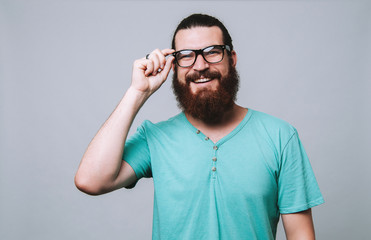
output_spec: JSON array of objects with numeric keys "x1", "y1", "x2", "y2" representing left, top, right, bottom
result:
[{"x1": 123, "y1": 109, "x2": 324, "y2": 240}]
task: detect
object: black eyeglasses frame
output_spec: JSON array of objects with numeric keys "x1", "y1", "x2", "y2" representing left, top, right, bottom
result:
[{"x1": 172, "y1": 45, "x2": 231, "y2": 68}]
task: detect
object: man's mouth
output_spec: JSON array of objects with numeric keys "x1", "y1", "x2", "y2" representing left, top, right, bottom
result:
[
  {"x1": 192, "y1": 78, "x2": 212, "y2": 84},
  {"x1": 185, "y1": 70, "x2": 221, "y2": 85}
]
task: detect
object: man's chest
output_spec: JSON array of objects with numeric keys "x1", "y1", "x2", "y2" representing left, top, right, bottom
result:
[{"x1": 149, "y1": 135, "x2": 279, "y2": 201}]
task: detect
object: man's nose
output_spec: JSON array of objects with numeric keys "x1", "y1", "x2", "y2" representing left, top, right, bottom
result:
[{"x1": 192, "y1": 54, "x2": 209, "y2": 71}]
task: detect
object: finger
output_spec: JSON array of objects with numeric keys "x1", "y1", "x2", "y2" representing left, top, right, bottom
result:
[
  {"x1": 161, "y1": 48, "x2": 175, "y2": 56},
  {"x1": 144, "y1": 60, "x2": 154, "y2": 77},
  {"x1": 144, "y1": 48, "x2": 175, "y2": 76},
  {"x1": 156, "y1": 50, "x2": 167, "y2": 69},
  {"x1": 159, "y1": 55, "x2": 175, "y2": 80},
  {"x1": 146, "y1": 49, "x2": 164, "y2": 75},
  {"x1": 150, "y1": 49, "x2": 163, "y2": 73}
]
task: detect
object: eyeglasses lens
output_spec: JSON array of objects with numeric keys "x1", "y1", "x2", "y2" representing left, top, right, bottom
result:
[{"x1": 175, "y1": 45, "x2": 224, "y2": 67}]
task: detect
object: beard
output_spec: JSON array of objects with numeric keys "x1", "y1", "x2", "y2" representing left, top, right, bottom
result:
[{"x1": 172, "y1": 59, "x2": 239, "y2": 125}]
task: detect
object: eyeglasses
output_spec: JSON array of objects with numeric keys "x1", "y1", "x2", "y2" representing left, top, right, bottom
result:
[{"x1": 172, "y1": 45, "x2": 231, "y2": 68}]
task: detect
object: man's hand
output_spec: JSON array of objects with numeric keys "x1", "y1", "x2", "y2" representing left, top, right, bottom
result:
[{"x1": 131, "y1": 48, "x2": 175, "y2": 96}]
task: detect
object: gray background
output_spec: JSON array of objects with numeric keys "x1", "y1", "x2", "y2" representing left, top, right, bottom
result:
[{"x1": 1, "y1": 0, "x2": 370, "y2": 239}]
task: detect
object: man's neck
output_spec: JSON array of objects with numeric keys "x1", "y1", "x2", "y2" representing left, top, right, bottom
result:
[{"x1": 185, "y1": 104, "x2": 248, "y2": 143}]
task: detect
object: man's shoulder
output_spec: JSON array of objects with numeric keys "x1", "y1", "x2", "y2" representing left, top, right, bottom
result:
[
  {"x1": 249, "y1": 109, "x2": 297, "y2": 135},
  {"x1": 140, "y1": 112, "x2": 187, "y2": 131}
]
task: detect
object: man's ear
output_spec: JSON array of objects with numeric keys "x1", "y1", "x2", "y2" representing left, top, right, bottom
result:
[{"x1": 231, "y1": 50, "x2": 237, "y2": 67}]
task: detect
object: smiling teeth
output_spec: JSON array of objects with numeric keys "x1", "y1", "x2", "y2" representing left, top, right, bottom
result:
[{"x1": 194, "y1": 78, "x2": 210, "y2": 83}]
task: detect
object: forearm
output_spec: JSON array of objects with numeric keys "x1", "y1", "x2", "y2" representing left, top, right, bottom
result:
[{"x1": 75, "y1": 87, "x2": 149, "y2": 194}]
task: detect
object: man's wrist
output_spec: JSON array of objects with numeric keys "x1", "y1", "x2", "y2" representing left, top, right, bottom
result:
[{"x1": 125, "y1": 86, "x2": 152, "y2": 109}]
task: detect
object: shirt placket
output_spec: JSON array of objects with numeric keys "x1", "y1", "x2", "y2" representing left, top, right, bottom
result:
[{"x1": 196, "y1": 129, "x2": 219, "y2": 180}]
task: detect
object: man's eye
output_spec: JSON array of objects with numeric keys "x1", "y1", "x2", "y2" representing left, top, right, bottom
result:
[
  {"x1": 206, "y1": 50, "x2": 220, "y2": 55},
  {"x1": 205, "y1": 48, "x2": 222, "y2": 55},
  {"x1": 178, "y1": 52, "x2": 194, "y2": 60}
]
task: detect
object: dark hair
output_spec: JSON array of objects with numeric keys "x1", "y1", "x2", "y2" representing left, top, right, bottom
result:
[{"x1": 171, "y1": 14, "x2": 233, "y2": 53}]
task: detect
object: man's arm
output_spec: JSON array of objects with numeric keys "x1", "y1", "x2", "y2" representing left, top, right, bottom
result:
[
  {"x1": 281, "y1": 208, "x2": 316, "y2": 240},
  {"x1": 74, "y1": 49, "x2": 175, "y2": 195}
]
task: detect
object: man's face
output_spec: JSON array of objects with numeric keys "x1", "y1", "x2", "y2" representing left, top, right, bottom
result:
[
  {"x1": 173, "y1": 26, "x2": 236, "y2": 94},
  {"x1": 172, "y1": 26, "x2": 239, "y2": 124}
]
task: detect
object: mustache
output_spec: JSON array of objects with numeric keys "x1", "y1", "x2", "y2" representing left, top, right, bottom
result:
[{"x1": 185, "y1": 70, "x2": 222, "y2": 84}]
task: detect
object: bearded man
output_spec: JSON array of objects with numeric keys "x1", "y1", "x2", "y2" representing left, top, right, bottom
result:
[{"x1": 75, "y1": 14, "x2": 324, "y2": 240}]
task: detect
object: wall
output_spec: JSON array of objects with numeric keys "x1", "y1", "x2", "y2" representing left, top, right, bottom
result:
[{"x1": 1, "y1": 0, "x2": 370, "y2": 239}]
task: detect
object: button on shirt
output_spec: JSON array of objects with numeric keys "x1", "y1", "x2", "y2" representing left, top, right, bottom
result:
[{"x1": 123, "y1": 109, "x2": 324, "y2": 240}]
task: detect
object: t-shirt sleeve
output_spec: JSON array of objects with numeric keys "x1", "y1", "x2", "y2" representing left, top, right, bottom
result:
[
  {"x1": 122, "y1": 123, "x2": 152, "y2": 188},
  {"x1": 277, "y1": 130, "x2": 324, "y2": 214}
]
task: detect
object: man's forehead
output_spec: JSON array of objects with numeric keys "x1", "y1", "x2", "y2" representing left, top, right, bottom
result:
[{"x1": 174, "y1": 26, "x2": 223, "y2": 50}]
